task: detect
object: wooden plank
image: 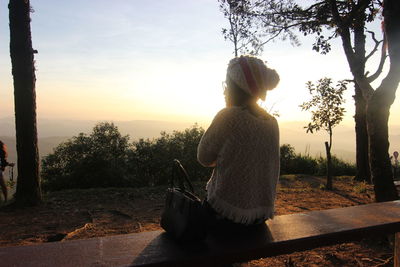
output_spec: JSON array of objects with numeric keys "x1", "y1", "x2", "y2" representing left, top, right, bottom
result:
[{"x1": 1, "y1": 201, "x2": 400, "y2": 267}]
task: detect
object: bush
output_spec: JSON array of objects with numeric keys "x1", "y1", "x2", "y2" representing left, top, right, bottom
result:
[
  {"x1": 280, "y1": 144, "x2": 355, "y2": 176},
  {"x1": 315, "y1": 156, "x2": 356, "y2": 176},
  {"x1": 42, "y1": 123, "x2": 211, "y2": 191},
  {"x1": 280, "y1": 144, "x2": 296, "y2": 174},
  {"x1": 42, "y1": 122, "x2": 131, "y2": 191},
  {"x1": 42, "y1": 121, "x2": 355, "y2": 191},
  {"x1": 128, "y1": 124, "x2": 211, "y2": 187},
  {"x1": 289, "y1": 154, "x2": 319, "y2": 175}
]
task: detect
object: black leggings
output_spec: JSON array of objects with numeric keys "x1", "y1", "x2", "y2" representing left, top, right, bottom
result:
[{"x1": 202, "y1": 200, "x2": 264, "y2": 236}]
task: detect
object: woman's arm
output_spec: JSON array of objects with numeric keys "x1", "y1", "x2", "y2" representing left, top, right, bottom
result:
[{"x1": 197, "y1": 109, "x2": 232, "y2": 167}]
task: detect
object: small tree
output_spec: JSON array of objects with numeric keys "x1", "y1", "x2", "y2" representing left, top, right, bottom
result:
[
  {"x1": 218, "y1": 0, "x2": 262, "y2": 56},
  {"x1": 300, "y1": 78, "x2": 347, "y2": 190}
]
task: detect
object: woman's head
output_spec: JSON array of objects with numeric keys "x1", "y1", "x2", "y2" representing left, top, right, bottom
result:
[{"x1": 224, "y1": 55, "x2": 279, "y2": 107}]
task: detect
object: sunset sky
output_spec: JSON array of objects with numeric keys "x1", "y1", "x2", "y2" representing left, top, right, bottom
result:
[{"x1": 0, "y1": 0, "x2": 399, "y2": 127}]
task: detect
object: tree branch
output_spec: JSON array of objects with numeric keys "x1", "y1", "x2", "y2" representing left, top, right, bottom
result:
[
  {"x1": 375, "y1": 0, "x2": 400, "y2": 105},
  {"x1": 330, "y1": 0, "x2": 374, "y2": 98},
  {"x1": 365, "y1": 30, "x2": 383, "y2": 61},
  {"x1": 366, "y1": 33, "x2": 388, "y2": 83},
  {"x1": 348, "y1": 0, "x2": 372, "y2": 24},
  {"x1": 253, "y1": 29, "x2": 284, "y2": 54}
]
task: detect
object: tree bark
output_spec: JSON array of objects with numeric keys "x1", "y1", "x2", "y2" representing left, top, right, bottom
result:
[
  {"x1": 325, "y1": 141, "x2": 333, "y2": 190},
  {"x1": 334, "y1": 0, "x2": 399, "y2": 201},
  {"x1": 367, "y1": 90, "x2": 398, "y2": 201},
  {"x1": 363, "y1": 0, "x2": 400, "y2": 202},
  {"x1": 352, "y1": 14, "x2": 372, "y2": 184},
  {"x1": 353, "y1": 83, "x2": 371, "y2": 183},
  {"x1": 9, "y1": 0, "x2": 42, "y2": 206}
]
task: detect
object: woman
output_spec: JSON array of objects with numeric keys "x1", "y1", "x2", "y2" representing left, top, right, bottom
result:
[
  {"x1": 0, "y1": 141, "x2": 14, "y2": 202},
  {"x1": 197, "y1": 55, "x2": 280, "y2": 229}
]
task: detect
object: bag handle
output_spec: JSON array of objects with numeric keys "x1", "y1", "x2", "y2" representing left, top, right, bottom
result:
[{"x1": 171, "y1": 159, "x2": 195, "y2": 193}]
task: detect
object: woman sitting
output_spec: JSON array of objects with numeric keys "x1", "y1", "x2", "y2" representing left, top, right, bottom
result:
[{"x1": 198, "y1": 55, "x2": 280, "y2": 229}]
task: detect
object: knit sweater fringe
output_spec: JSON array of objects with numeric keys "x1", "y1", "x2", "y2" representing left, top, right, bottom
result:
[{"x1": 207, "y1": 194, "x2": 275, "y2": 225}]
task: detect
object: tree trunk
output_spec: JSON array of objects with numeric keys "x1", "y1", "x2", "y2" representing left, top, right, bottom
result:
[
  {"x1": 9, "y1": 0, "x2": 42, "y2": 206},
  {"x1": 363, "y1": 0, "x2": 400, "y2": 202},
  {"x1": 325, "y1": 141, "x2": 333, "y2": 190},
  {"x1": 353, "y1": 83, "x2": 371, "y2": 183},
  {"x1": 367, "y1": 99, "x2": 398, "y2": 201}
]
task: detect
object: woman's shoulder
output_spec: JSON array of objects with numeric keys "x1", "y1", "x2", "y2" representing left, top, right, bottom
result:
[
  {"x1": 213, "y1": 107, "x2": 279, "y2": 126},
  {"x1": 216, "y1": 106, "x2": 251, "y2": 117},
  {"x1": 210, "y1": 107, "x2": 244, "y2": 129}
]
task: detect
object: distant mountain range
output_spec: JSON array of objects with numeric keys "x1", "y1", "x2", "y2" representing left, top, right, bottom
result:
[
  {"x1": 0, "y1": 117, "x2": 196, "y2": 139},
  {"x1": 0, "y1": 117, "x2": 198, "y2": 164},
  {"x1": 1, "y1": 117, "x2": 400, "y2": 164}
]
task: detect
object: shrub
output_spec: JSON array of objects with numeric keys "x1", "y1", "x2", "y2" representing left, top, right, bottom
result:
[
  {"x1": 41, "y1": 121, "x2": 355, "y2": 191},
  {"x1": 42, "y1": 123, "x2": 211, "y2": 191},
  {"x1": 280, "y1": 145, "x2": 355, "y2": 176},
  {"x1": 289, "y1": 154, "x2": 318, "y2": 175},
  {"x1": 315, "y1": 156, "x2": 356, "y2": 176},
  {"x1": 280, "y1": 144, "x2": 296, "y2": 174},
  {"x1": 42, "y1": 122, "x2": 131, "y2": 191},
  {"x1": 128, "y1": 124, "x2": 211, "y2": 187}
]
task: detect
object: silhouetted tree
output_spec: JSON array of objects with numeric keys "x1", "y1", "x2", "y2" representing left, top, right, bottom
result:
[
  {"x1": 226, "y1": 0, "x2": 399, "y2": 201},
  {"x1": 9, "y1": 0, "x2": 41, "y2": 206},
  {"x1": 219, "y1": 0, "x2": 263, "y2": 56},
  {"x1": 300, "y1": 78, "x2": 346, "y2": 190}
]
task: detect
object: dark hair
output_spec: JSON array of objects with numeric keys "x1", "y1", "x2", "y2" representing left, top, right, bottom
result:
[
  {"x1": 225, "y1": 77, "x2": 253, "y2": 106},
  {"x1": 225, "y1": 78, "x2": 271, "y2": 120}
]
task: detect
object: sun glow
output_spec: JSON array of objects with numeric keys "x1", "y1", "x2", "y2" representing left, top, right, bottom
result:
[{"x1": 0, "y1": 0, "x2": 399, "y2": 128}]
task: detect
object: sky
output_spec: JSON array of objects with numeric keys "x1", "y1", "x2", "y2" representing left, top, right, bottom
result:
[{"x1": 0, "y1": 0, "x2": 399, "y2": 127}]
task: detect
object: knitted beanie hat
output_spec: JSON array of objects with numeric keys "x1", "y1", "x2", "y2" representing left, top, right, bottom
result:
[{"x1": 226, "y1": 55, "x2": 279, "y2": 101}]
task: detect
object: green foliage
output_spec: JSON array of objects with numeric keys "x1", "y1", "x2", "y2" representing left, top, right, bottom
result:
[
  {"x1": 128, "y1": 124, "x2": 211, "y2": 187},
  {"x1": 287, "y1": 154, "x2": 319, "y2": 175},
  {"x1": 42, "y1": 122, "x2": 356, "y2": 191},
  {"x1": 280, "y1": 144, "x2": 296, "y2": 173},
  {"x1": 315, "y1": 156, "x2": 357, "y2": 176},
  {"x1": 41, "y1": 122, "x2": 131, "y2": 190},
  {"x1": 280, "y1": 145, "x2": 356, "y2": 176},
  {"x1": 300, "y1": 78, "x2": 347, "y2": 189},
  {"x1": 220, "y1": 1, "x2": 382, "y2": 55},
  {"x1": 42, "y1": 123, "x2": 211, "y2": 191},
  {"x1": 280, "y1": 144, "x2": 319, "y2": 175}
]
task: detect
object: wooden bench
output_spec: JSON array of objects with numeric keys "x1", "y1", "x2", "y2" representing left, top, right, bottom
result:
[{"x1": 1, "y1": 200, "x2": 400, "y2": 267}]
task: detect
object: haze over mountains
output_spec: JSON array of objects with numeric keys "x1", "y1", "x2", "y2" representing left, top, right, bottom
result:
[{"x1": 1, "y1": 116, "x2": 400, "y2": 165}]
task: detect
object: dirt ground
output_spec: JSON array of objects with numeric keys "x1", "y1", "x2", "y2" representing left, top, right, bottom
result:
[{"x1": 0, "y1": 175, "x2": 396, "y2": 266}]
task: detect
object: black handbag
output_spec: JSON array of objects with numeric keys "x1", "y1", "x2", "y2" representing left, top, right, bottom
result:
[{"x1": 160, "y1": 159, "x2": 207, "y2": 242}]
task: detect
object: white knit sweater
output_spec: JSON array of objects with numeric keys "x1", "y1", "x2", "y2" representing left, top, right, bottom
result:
[{"x1": 197, "y1": 107, "x2": 280, "y2": 225}]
